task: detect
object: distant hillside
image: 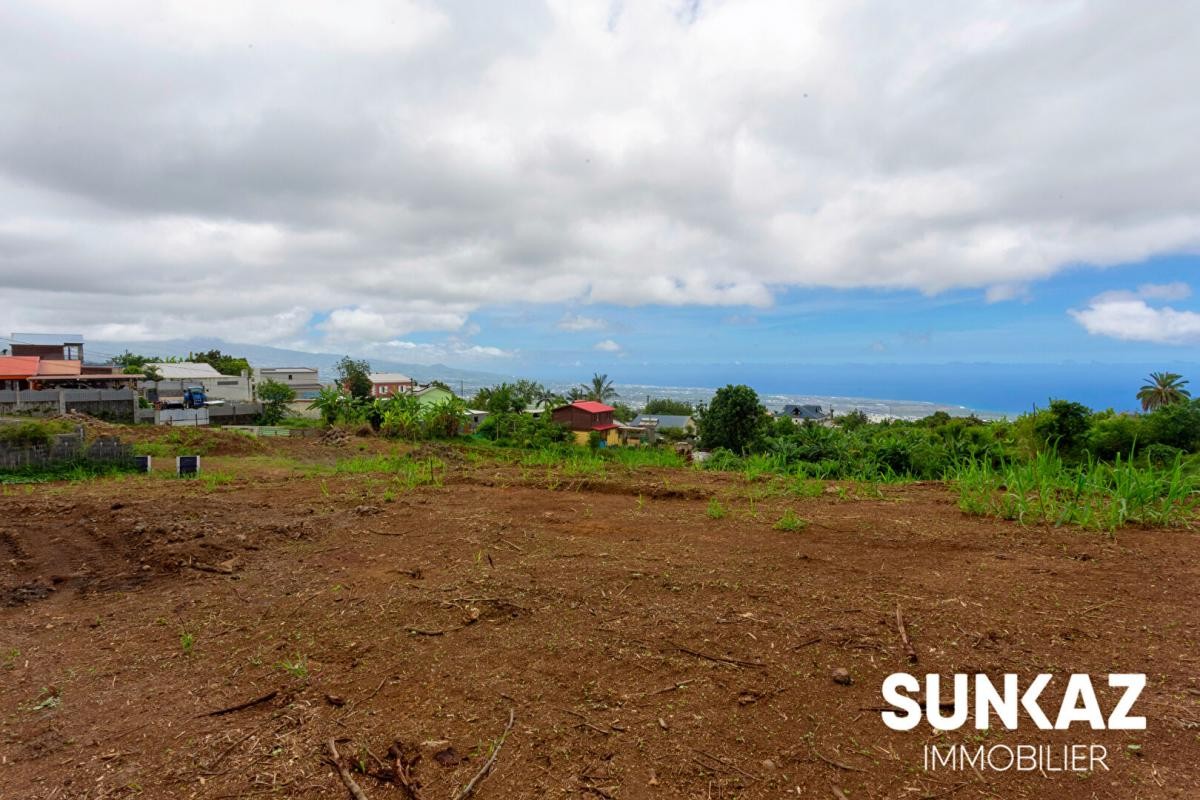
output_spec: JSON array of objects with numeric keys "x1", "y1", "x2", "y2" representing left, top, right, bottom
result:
[{"x1": 89, "y1": 338, "x2": 513, "y2": 394}]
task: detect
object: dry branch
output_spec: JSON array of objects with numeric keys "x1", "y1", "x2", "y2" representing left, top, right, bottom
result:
[
  {"x1": 204, "y1": 690, "x2": 278, "y2": 717},
  {"x1": 326, "y1": 738, "x2": 371, "y2": 800},
  {"x1": 452, "y1": 708, "x2": 515, "y2": 800},
  {"x1": 668, "y1": 640, "x2": 765, "y2": 669},
  {"x1": 895, "y1": 603, "x2": 918, "y2": 664}
]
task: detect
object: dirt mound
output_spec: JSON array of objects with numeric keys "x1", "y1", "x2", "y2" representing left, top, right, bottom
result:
[{"x1": 122, "y1": 425, "x2": 268, "y2": 456}]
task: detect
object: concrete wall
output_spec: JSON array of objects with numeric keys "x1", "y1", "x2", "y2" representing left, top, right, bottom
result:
[
  {"x1": 0, "y1": 388, "x2": 137, "y2": 422},
  {"x1": 149, "y1": 376, "x2": 253, "y2": 403},
  {"x1": 135, "y1": 401, "x2": 262, "y2": 426},
  {"x1": 0, "y1": 428, "x2": 133, "y2": 471}
]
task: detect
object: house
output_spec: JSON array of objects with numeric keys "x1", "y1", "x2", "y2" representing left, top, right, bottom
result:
[
  {"x1": 0, "y1": 356, "x2": 41, "y2": 390},
  {"x1": 255, "y1": 367, "x2": 322, "y2": 399},
  {"x1": 367, "y1": 372, "x2": 415, "y2": 397},
  {"x1": 0, "y1": 354, "x2": 140, "y2": 390},
  {"x1": 781, "y1": 404, "x2": 833, "y2": 425},
  {"x1": 631, "y1": 414, "x2": 695, "y2": 434},
  {"x1": 551, "y1": 400, "x2": 620, "y2": 446},
  {"x1": 147, "y1": 362, "x2": 254, "y2": 403},
  {"x1": 411, "y1": 384, "x2": 456, "y2": 407},
  {"x1": 8, "y1": 332, "x2": 84, "y2": 362},
  {"x1": 630, "y1": 414, "x2": 694, "y2": 444}
]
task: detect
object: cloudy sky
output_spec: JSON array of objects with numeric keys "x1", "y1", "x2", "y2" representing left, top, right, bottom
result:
[{"x1": 2, "y1": 1, "x2": 1198, "y2": 388}]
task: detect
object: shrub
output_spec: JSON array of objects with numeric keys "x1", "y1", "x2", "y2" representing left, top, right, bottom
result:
[
  {"x1": 696, "y1": 385, "x2": 767, "y2": 454},
  {"x1": 773, "y1": 509, "x2": 809, "y2": 532}
]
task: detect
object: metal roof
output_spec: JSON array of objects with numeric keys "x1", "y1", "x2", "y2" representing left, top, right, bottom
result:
[
  {"x1": 148, "y1": 362, "x2": 224, "y2": 379},
  {"x1": 369, "y1": 372, "x2": 413, "y2": 383},
  {"x1": 561, "y1": 401, "x2": 615, "y2": 413},
  {"x1": 631, "y1": 414, "x2": 693, "y2": 429}
]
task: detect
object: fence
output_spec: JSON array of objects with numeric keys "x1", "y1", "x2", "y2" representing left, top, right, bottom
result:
[
  {"x1": 0, "y1": 427, "x2": 134, "y2": 472},
  {"x1": 135, "y1": 402, "x2": 262, "y2": 426},
  {"x1": 0, "y1": 388, "x2": 137, "y2": 423}
]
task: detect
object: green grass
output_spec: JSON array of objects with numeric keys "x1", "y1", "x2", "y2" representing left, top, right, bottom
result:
[
  {"x1": 277, "y1": 654, "x2": 309, "y2": 679},
  {"x1": 953, "y1": 450, "x2": 1198, "y2": 531},
  {"x1": 0, "y1": 459, "x2": 140, "y2": 484},
  {"x1": 200, "y1": 471, "x2": 234, "y2": 492},
  {"x1": 0, "y1": 419, "x2": 75, "y2": 447},
  {"x1": 180, "y1": 631, "x2": 196, "y2": 656},
  {"x1": 326, "y1": 454, "x2": 445, "y2": 488},
  {"x1": 773, "y1": 509, "x2": 809, "y2": 532},
  {"x1": 706, "y1": 497, "x2": 727, "y2": 519}
]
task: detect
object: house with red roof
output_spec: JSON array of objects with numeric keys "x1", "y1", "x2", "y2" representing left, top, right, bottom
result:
[{"x1": 551, "y1": 400, "x2": 621, "y2": 446}]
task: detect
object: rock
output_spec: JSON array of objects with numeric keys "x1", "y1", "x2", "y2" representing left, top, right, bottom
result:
[{"x1": 831, "y1": 667, "x2": 852, "y2": 686}]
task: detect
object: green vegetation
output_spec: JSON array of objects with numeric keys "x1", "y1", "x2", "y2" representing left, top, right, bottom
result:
[
  {"x1": 0, "y1": 419, "x2": 74, "y2": 447},
  {"x1": 955, "y1": 451, "x2": 1198, "y2": 531},
  {"x1": 643, "y1": 397, "x2": 694, "y2": 415},
  {"x1": 276, "y1": 654, "x2": 309, "y2": 679},
  {"x1": 0, "y1": 460, "x2": 139, "y2": 484},
  {"x1": 256, "y1": 379, "x2": 296, "y2": 425},
  {"x1": 336, "y1": 356, "x2": 373, "y2": 400},
  {"x1": 706, "y1": 497, "x2": 727, "y2": 519},
  {"x1": 695, "y1": 384, "x2": 768, "y2": 454},
  {"x1": 773, "y1": 509, "x2": 809, "y2": 532},
  {"x1": 180, "y1": 631, "x2": 196, "y2": 655},
  {"x1": 187, "y1": 349, "x2": 251, "y2": 377},
  {"x1": 1137, "y1": 371, "x2": 1190, "y2": 412}
]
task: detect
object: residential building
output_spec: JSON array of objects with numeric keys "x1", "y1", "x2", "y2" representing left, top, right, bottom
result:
[
  {"x1": 781, "y1": 404, "x2": 833, "y2": 425},
  {"x1": 255, "y1": 367, "x2": 322, "y2": 399},
  {"x1": 367, "y1": 372, "x2": 415, "y2": 397},
  {"x1": 0, "y1": 354, "x2": 140, "y2": 390},
  {"x1": 147, "y1": 362, "x2": 254, "y2": 403},
  {"x1": 551, "y1": 400, "x2": 620, "y2": 446},
  {"x1": 411, "y1": 384, "x2": 456, "y2": 407},
  {"x1": 630, "y1": 414, "x2": 695, "y2": 443},
  {"x1": 8, "y1": 332, "x2": 84, "y2": 362}
]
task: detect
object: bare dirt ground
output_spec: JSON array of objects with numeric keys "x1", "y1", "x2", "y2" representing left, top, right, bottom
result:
[{"x1": 1, "y1": 439, "x2": 1198, "y2": 799}]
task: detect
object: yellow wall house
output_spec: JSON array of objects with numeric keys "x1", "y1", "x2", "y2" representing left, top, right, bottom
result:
[{"x1": 550, "y1": 401, "x2": 621, "y2": 446}]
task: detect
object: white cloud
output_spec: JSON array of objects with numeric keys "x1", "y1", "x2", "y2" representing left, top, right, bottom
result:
[
  {"x1": 374, "y1": 339, "x2": 516, "y2": 364},
  {"x1": 1070, "y1": 284, "x2": 1200, "y2": 345},
  {"x1": 594, "y1": 339, "x2": 622, "y2": 352},
  {"x1": 557, "y1": 313, "x2": 607, "y2": 332},
  {"x1": 1, "y1": 1, "x2": 1199, "y2": 350}
]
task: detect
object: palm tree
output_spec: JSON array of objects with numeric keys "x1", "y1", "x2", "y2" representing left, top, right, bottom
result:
[
  {"x1": 1137, "y1": 372, "x2": 1191, "y2": 411},
  {"x1": 582, "y1": 372, "x2": 619, "y2": 403}
]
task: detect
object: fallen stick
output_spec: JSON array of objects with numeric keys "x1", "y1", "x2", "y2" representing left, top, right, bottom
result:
[
  {"x1": 326, "y1": 738, "x2": 371, "y2": 800},
  {"x1": 895, "y1": 604, "x2": 918, "y2": 664},
  {"x1": 669, "y1": 641, "x2": 765, "y2": 669},
  {"x1": 812, "y1": 747, "x2": 866, "y2": 773},
  {"x1": 451, "y1": 708, "x2": 515, "y2": 800},
  {"x1": 388, "y1": 740, "x2": 423, "y2": 800},
  {"x1": 204, "y1": 690, "x2": 278, "y2": 717}
]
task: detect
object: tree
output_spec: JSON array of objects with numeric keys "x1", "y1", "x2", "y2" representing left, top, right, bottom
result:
[
  {"x1": 336, "y1": 356, "x2": 373, "y2": 400},
  {"x1": 838, "y1": 409, "x2": 870, "y2": 430},
  {"x1": 582, "y1": 373, "x2": 618, "y2": 402},
  {"x1": 1030, "y1": 399, "x2": 1091, "y2": 456},
  {"x1": 424, "y1": 395, "x2": 468, "y2": 438},
  {"x1": 112, "y1": 350, "x2": 162, "y2": 380},
  {"x1": 188, "y1": 349, "x2": 251, "y2": 376},
  {"x1": 1137, "y1": 372, "x2": 1190, "y2": 411},
  {"x1": 695, "y1": 384, "x2": 767, "y2": 454},
  {"x1": 643, "y1": 398, "x2": 693, "y2": 415},
  {"x1": 309, "y1": 385, "x2": 349, "y2": 425},
  {"x1": 256, "y1": 379, "x2": 296, "y2": 425},
  {"x1": 471, "y1": 383, "x2": 526, "y2": 415},
  {"x1": 612, "y1": 402, "x2": 636, "y2": 422}
]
